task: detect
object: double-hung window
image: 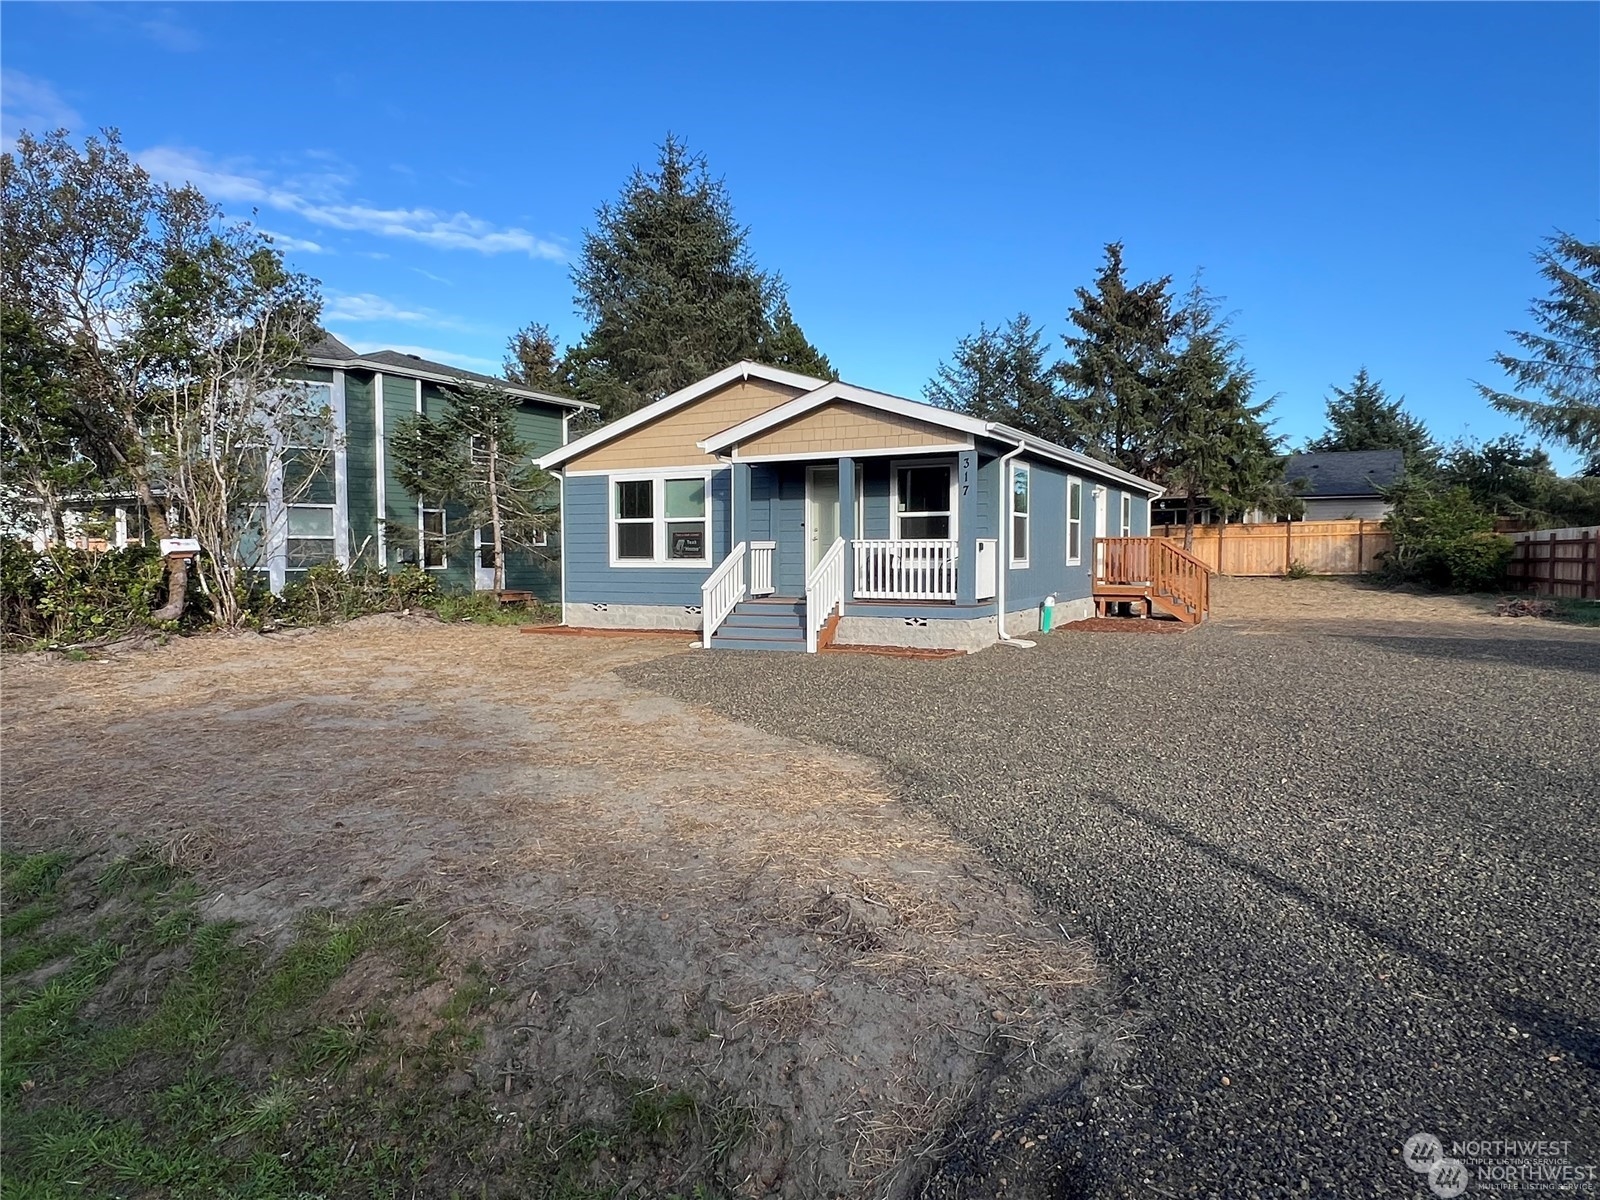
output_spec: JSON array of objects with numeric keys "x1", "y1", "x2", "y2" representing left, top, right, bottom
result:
[
  {"x1": 1119, "y1": 493, "x2": 1133, "y2": 537},
  {"x1": 1066, "y1": 477, "x2": 1083, "y2": 564},
  {"x1": 612, "y1": 474, "x2": 709, "y2": 566},
  {"x1": 421, "y1": 503, "x2": 447, "y2": 568},
  {"x1": 286, "y1": 504, "x2": 336, "y2": 570},
  {"x1": 1010, "y1": 464, "x2": 1030, "y2": 566},
  {"x1": 894, "y1": 463, "x2": 953, "y2": 539}
]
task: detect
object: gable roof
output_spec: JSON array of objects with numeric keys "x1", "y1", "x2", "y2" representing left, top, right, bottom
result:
[
  {"x1": 303, "y1": 336, "x2": 595, "y2": 412},
  {"x1": 697, "y1": 377, "x2": 1163, "y2": 495},
  {"x1": 535, "y1": 360, "x2": 830, "y2": 469},
  {"x1": 1283, "y1": 450, "x2": 1404, "y2": 498}
]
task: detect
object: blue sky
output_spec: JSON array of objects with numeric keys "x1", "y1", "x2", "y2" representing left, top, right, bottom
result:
[{"x1": 3, "y1": 2, "x2": 1596, "y2": 463}]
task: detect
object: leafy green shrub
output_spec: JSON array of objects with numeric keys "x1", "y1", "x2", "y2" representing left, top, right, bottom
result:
[
  {"x1": 272, "y1": 563, "x2": 439, "y2": 625},
  {"x1": 1378, "y1": 485, "x2": 1514, "y2": 591},
  {"x1": 1283, "y1": 560, "x2": 1313, "y2": 580},
  {"x1": 1, "y1": 539, "x2": 166, "y2": 646}
]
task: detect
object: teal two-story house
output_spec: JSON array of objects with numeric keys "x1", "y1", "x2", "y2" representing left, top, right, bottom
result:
[{"x1": 257, "y1": 335, "x2": 593, "y2": 597}]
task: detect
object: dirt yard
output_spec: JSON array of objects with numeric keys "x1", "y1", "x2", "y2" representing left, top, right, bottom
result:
[{"x1": 0, "y1": 617, "x2": 1121, "y2": 1198}]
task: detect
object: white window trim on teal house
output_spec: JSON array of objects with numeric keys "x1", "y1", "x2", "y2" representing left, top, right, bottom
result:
[
  {"x1": 420, "y1": 501, "x2": 448, "y2": 569},
  {"x1": 889, "y1": 457, "x2": 958, "y2": 542},
  {"x1": 606, "y1": 468, "x2": 714, "y2": 569},
  {"x1": 1120, "y1": 492, "x2": 1133, "y2": 537},
  {"x1": 1066, "y1": 476, "x2": 1083, "y2": 565},
  {"x1": 285, "y1": 502, "x2": 338, "y2": 572},
  {"x1": 1010, "y1": 463, "x2": 1031, "y2": 567}
]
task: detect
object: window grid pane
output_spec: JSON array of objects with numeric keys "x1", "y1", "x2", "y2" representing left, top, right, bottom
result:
[
  {"x1": 667, "y1": 520, "x2": 705, "y2": 560},
  {"x1": 664, "y1": 478, "x2": 705, "y2": 519},
  {"x1": 617, "y1": 522, "x2": 654, "y2": 560},
  {"x1": 617, "y1": 480, "x2": 653, "y2": 520}
]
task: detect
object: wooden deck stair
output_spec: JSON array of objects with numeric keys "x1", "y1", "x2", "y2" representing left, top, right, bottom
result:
[{"x1": 1092, "y1": 537, "x2": 1213, "y2": 625}]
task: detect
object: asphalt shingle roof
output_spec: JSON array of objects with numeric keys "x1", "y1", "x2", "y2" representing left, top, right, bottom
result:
[{"x1": 1282, "y1": 449, "x2": 1404, "y2": 498}]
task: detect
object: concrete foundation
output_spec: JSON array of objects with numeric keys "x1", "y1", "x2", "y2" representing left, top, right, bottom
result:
[{"x1": 567, "y1": 602, "x2": 702, "y2": 632}]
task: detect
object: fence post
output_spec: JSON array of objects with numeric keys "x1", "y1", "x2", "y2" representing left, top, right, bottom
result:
[
  {"x1": 1217, "y1": 520, "x2": 1226, "y2": 576},
  {"x1": 1284, "y1": 521, "x2": 1292, "y2": 573},
  {"x1": 1357, "y1": 519, "x2": 1365, "y2": 573}
]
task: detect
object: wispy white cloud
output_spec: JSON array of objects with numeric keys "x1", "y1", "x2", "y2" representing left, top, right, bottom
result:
[
  {"x1": 1, "y1": 71, "x2": 82, "y2": 148},
  {"x1": 332, "y1": 335, "x2": 499, "y2": 374},
  {"x1": 260, "y1": 229, "x2": 328, "y2": 255},
  {"x1": 136, "y1": 9, "x2": 203, "y2": 52},
  {"x1": 410, "y1": 267, "x2": 454, "y2": 287},
  {"x1": 137, "y1": 145, "x2": 566, "y2": 260},
  {"x1": 323, "y1": 292, "x2": 476, "y2": 331}
]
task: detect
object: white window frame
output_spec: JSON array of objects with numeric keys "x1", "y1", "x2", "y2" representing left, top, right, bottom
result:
[
  {"x1": 1120, "y1": 492, "x2": 1133, "y2": 537},
  {"x1": 1066, "y1": 476, "x2": 1083, "y2": 565},
  {"x1": 420, "y1": 501, "x2": 448, "y2": 570},
  {"x1": 607, "y1": 469, "x2": 713, "y2": 568},
  {"x1": 284, "y1": 502, "x2": 337, "y2": 572},
  {"x1": 889, "y1": 457, "x2": 958, "y2": 542},
  {"x1": 1010, "y1": 463, "x2": 1030, "y2": 567}
]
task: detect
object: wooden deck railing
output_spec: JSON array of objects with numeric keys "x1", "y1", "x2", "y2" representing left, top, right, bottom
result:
[{"x1": 1094, "y1": 537, "x2": 1212, "y2": 624}]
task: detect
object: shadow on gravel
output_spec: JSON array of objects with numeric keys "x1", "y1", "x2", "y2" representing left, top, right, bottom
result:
[
  {"x1": 1102, "y1": 793, "x2": 1600, "y2": 1070},
  {"x1": 1326, "y1": 632, "x2": 1600, "y2": 675}
]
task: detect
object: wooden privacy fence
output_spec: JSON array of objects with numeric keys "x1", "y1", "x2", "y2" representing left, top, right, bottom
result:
[
  {"x1": 1153, "y1": 519, "x2": 1393, "y2": 577},
  {"x1": 1506, "y1": 526, "x2": 1600, "y2": 599}
]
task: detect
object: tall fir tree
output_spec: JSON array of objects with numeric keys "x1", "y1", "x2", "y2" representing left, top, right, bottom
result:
[
  {"x1": 757, "y1": 296, "x2": 835, "y2": 380},
  {"x1": 1478, "y1": 232, "x2": 1600, "y2": 469},
  {"x1": 502, "y1": 322, "x2": 564, "y2": 393},
  {"x1": 1055, "y1": 243, "x2": 1181, "y2": 477},
  {"x1": 924, "y1": 314, "x2": 1059, "y2": 436},
  {"x1": 1160, "y1": 290, "x2": 1293, "y2": 546},
  {"x1": 1306, "y1": 368, "x2": 1439, "y2": 471}
]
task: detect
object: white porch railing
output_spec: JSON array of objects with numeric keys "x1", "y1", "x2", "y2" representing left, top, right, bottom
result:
[
  {"x1": 853, "y1": 538, "x2": 959, "y2": 601},
  {"x1": 750, "y1": 541, "x2": 776, "y2": 596},
  {"x1": 701, "y1": 541, "x2": 747, "y2": 642},
  {"x1": 805, "y1": 536, "x2": 846, "y2": 653}
]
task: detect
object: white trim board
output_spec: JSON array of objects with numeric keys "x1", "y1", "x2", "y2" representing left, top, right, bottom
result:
[
  {"x1": 730, "y1": 440, "x2": 972, "y2": 464},
  {"x1": 537, "y1": 361, "x2": 829, "y2": 471},
  {"x1": 697, "y1": 378, "x2": 1163, "y2": 497}
]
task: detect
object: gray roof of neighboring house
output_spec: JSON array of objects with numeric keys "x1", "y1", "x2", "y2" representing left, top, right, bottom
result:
[
  {"x1": 301, "y1": 332, "x2": 594, "y2": 410},
  {"x1": 1283, "y1": 450, "x2": 1404, "y2": 498}
]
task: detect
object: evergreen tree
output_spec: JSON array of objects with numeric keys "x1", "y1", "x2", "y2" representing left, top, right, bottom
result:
[
  {"x1": 758, "y1": 296, "x2": 835, "y2": 380},
  {"x1": 924, "y1": 314, "x2": 1058, "y2": 435},
  {"x1": 1306, "y1": 368, "x2": 1439, "y2": 471},
  {"x1": 568, "y1": 136, "x2": 778, "y2": 419},
  {"x1": 1055, "y1": 243, "x2": 1181, "y2": 477},
  {"x1": 388, "y1": 383, "x2": 556, "y2": 593},
  {"x1": 1478, "y1": 232, "x2": 1600, "y2": 467},
  {"x1": 503, "y1": 322, "x2": 563, "y2": 393},
  {"x1": 1160, "y1": 291, "x2": 1293, "y2": 546}
]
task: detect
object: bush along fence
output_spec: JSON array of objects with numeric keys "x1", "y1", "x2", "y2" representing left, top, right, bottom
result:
[
  {"x1": 1506, "y1": 526, "x2": 1600, "y2": 599},
  {"x1": 1154, "y1": 519, "x2": 1394, "y2": 576},
  {"x1": 1, "y1": 541, "x2": 555, "y2": 649}
]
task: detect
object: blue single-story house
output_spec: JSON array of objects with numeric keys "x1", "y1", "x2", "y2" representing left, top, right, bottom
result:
[{"x1": 536, "y1": 362, "x2": 1174, "y2": 652}]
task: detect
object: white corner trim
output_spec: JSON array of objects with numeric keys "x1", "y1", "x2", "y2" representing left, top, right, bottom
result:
[
  {"x1": 373, "y1": 372, "x2": 387, "y2": 565},
  {"x1": 332, "y1": 371, "x2": 350, "y2": 567}
]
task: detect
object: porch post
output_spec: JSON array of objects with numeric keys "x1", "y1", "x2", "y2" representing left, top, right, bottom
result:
[
  {"x1": 731, "y1": 461, "x2": 752, "y2": 556},
  {"x1": 838, "y1": 456, "x2": 856, "y2": 601},
  {"x1": 957, "y1": 449, "x2": 979, "y2": 605}
]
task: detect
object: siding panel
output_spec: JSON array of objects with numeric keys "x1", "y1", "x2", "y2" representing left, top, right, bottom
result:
[{"x1": 565, "y1": 379, "x2": 808, "y2": 472}]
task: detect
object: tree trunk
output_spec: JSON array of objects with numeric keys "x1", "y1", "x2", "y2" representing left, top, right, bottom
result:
[{"x1": 136, "y1": 475, "x2": 189, "y2": 623}]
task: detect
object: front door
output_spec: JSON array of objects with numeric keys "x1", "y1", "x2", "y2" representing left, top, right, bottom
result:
[
  {"x1": 474, "y1": 527, "x2": 496, "y2": 591},
  {"x1": 805, "y1": 466, "x2": 840, "y2": 575}
]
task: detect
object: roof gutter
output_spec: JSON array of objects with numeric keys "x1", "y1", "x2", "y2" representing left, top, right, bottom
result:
[{"x1": 302, "y1": 356, "x2": 597, "y2": 412}]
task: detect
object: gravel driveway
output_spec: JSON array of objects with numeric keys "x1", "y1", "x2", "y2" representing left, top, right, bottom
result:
[{"x1": 627, "y1": 619, "x2": 1600, "y2": 1198}]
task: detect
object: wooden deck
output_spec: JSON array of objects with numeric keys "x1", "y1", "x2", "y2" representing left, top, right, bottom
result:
[{"x1": 1092, "y1": 537, "x2": 1213, "y2": 625}]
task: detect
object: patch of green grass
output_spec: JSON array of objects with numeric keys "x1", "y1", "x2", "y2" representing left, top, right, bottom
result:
[
  {"x1": 2, "y1": 847, "x2": 756, "y2": 1200},
  {"x1": 1548, "y1": 597, "x2": 1600, "y2": 626},
  {"x1": 2, "y1": 849, "x2": 72, "y2": 903},
  {"x1": 431, "y1": 591, "x2": 543, "y2": 625}
]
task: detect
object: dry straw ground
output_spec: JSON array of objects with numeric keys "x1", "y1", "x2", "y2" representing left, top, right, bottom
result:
[{"x1": 1, "y1": 615, "x2": 1124, "y2": 1197}]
